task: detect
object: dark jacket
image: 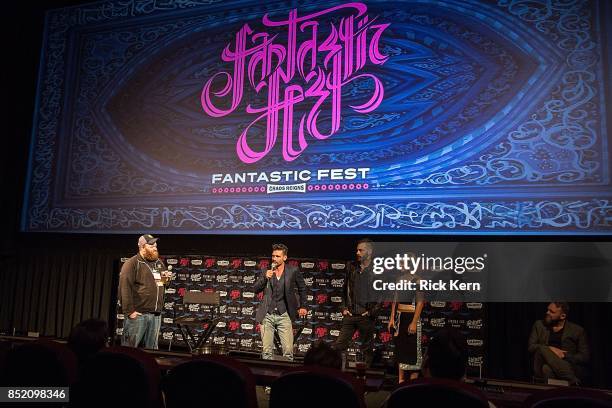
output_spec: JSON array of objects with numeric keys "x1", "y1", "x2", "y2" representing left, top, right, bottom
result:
[
  {"x1": 340, "y1": 261, "x2": 380, "y2": 317},
  {"x1": 528, "y1": 320, "x2": 590, "y2": 366},
  {"x1": 254, "y1": 264, "x2": 306, "y2": 323},
  {"x1": 118, "y1": 254, "x2": 166, "y2": 315}
]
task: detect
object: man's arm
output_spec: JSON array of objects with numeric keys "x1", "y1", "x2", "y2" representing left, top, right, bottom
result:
[
  {"x1": 119, "y1": 259, "x2": 137, "y2": 316},
  {"x1": 565, "y1": 327, "x2": 590, "y2": 365},
  {"x1": 295, "y1": 267, "x2": 307, "y2": 308},
  {"x1": 253, "y1": 269, "x2": 267, "y2": 293},
  {"x1": 527, "y1": 321, "x2": 543, "y2": 354}
]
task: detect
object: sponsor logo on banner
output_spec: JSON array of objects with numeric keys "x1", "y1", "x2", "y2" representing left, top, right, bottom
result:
[
  {"x1": 243, "y1": 275, "x2": 256, "y2": 284},
  {"x1": 430, "y1": 301, "x2": 446, "y2": 308},
  {"x1": 216, "y1": 274, "x2": 228, "y2": 283},
  {"x1": 117, "y1": 314, "x2": 125, "y2": 320},
  {"x1": 191, "y1": 259, "x2": 203, "y2": 266},
  {"x1": 178, "y1": 287, "x2": 186, "y2": 297},
  {"x1": 259, "y1": 260, "x2": 270, "y2": 270},
  {"x1": 242, "y1": 307, "x2": 254, "y2": 316},
  {"x1": 257, "y1": 292, "x2": 264, "y2": 301},
  {"x1": 315, "y1": 327, "x2": 328, "y2": 338},
  {"x1": 318, "y1": 261, "x2": 328, "y2": 270},
  {"x1": 217, "y1": 260, "x2": 230, "y2": 267},
  {"x1": 316, "y1": 294, "x2": 329, "y2": 304},
  {"x1": 330, "y1": 329, "x2": 340, "y2": 337},
  {"x1": 298, "y1": 344, "x2": 311, "y2": 353},
  {"x1": 229, "y1": 321, "x2": 240, "y2": 331},
  {"x1": 188, "y1": 304, "x2": 200, "y2": 312},
  {"x1": 163, "y1": 318, "x2": 173, "y2": 324},
  {"x1": 241, "y1": 323, "x2": 254, "y2": 330},
  {"x1": 467, "y1": 303, "x2": 483, "y2": 310},
  {"x1": 379, "y1": 332, "x2": 392, "y2": 343},
  {"x1": 244, "y1": 261, "x2": 257, "y2": 267},
  {"x1": 314, "y1": 311, "x2": 328, "y2": 320},
  {"x1": 219, "y1": 291, "x2": 228, "y2": 297},
  {"x1": 164, "y1": 302, "x2": 175, "y2": 310},
  {"x1": 267, "y1": 183, "x2": 306, "y2": 193},
  {"x1": 165, "y1": 288, "x2": 176, "y2": 294},
  {"x1": 301, "y1": 327, "x2": 313, "y2": 335},
  {"x1": 331, "y1": 279, "x2": 344, "y2": 288},
  {"x1": 331, "y1": 263, "x2": 346, "y2": 270},
  {"x1": 241, "y1": 338, "x2": 254, "y2": 347},
  {"x1": 120, "y1": 258, "x2": 129, "y2": 263},
  {"x1": 205, "y1": 258, "x2": 215, "y2": 268},
  {"x1": 288, "y1": 260, "x2": 299, "y2": 267},
  {"x1": 330, "y1": 312, "x2": 343, "y2": 321},
  {"x1": 230, "y1": 290, "x2": 241, "y2": 300},
  {"x1": 216, "y1": 321, "x2": 227, "y2": 329},
  {"x1": 468, "y1": 356, "x2": 484, "y2": 367},
  {"x1": 213, "y1": 336, "x2": 226, "y2": 345},
  {"x1": 219, "y1": 305, "x2": 227, "y2": 313},
  {"x1": 301, "y1": 262, "x2": 314, "y2": 269},
  {"x1": 162, "y1": 332, "x2": 173, "y2": 340},
  {"x1": 116, "y1": 328, "x2": 123, "y2": 335},
  {"x1": 315, "y1": 278, "x2": 329, "y2": 287},
  {"x1": 307, "y1": 295, "x2": 314, "y2": 301},
  {"x1": 450, "y1": 301, "x2": 463, "y2": 311},
  {"x1": 191, "y1": 273, "x2": 202, "y2": 282},
  {"x1": 167, "y1": 258, "x2": 178, "y2": 265},
  {"x1": 227, "y1": 306, "x2": 240, "y2": 314},
  {"x1": 243, "y1": 291, "x2": 255, "y2": 299},
  {"x1": 231, "y1": 259, "x2": 242, "y2": 268},
  {"x1": 467, "y1": 339, "x2": 484, "y2": 347},
  {"x1": 331, "y1": 296, "x2": 342, "y2": 303},
  {"x1": 430, "y1": 317, "x2": 446, "y2": 328},
  {"x1": 180, "y1": 258, "x2": 189, "y2": 266},
  {"x1": 467, "y1": 319, "x2": 483, "y2": 330},
  {"x1": 304, "y1": 277, "x2": 314, "y2": 286}
]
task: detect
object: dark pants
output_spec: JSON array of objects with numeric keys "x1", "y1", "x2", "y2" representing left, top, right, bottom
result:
[
  {"x1": 334, "y1": 315, "x2": 375, "y2": 366},
  {"x1": 533, "y1": 345, "x2": 580, "y2": 385}
]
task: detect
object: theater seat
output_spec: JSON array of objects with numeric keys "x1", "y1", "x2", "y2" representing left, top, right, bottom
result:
[
  {"x1": 387, "y1": 378, "x2": 489, "y2": 408},
  {"x1": 269, "y1": 366, "x2": 365, "y2": 408},
  {"x1": 1, "y1": 340, "x2": 78, "y2": 387},
  {"x1": 71, "y1": 346, "x2": 162, "y2": 408},
  {"x1": 162, "y1": 355, "x2": 257, "y2": 408},
  {"x1": 525, "y1": 386, "x2": 612, "y2": 408}
]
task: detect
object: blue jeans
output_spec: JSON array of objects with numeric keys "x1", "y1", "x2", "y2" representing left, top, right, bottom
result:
[
  {"x1": 261, "y1": 312, "x2": 294, "y2": 360},
  {"x1": 122, "y1": 313, "x2": 161, "y2": 349}
]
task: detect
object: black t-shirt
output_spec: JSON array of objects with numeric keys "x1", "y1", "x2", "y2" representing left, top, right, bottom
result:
[{"x1": 548, "y1": 325, "x2": 564, "y2": 348}]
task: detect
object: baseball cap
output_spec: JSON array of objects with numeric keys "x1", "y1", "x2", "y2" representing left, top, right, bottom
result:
[{"x1": 138, "y1": 234, "x2": 159, "y2": 247}]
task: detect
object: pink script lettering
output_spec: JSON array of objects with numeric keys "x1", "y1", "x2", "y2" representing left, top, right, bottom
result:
[{"x1": 201, "y1": 3, "x2": 390, "y2": 163}]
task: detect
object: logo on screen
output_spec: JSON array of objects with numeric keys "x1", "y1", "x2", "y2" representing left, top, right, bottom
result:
[{"x1": 201, "y1": 3, "x2": 390, "y2": 163}]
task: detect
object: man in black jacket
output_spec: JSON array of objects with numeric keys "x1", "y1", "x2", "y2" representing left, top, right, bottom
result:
[
  {"x1": 118, "y1": 234, "x2": 170, "y2": 349},
  {"x1": 528, "y1": 302, "x2": 590, "y2": 385},
  {"x1": 334, "y1": 238, "x2": 380, "y2": 367},
  {"x1": 254, "y1": 243, "x2": 307, "y2": 361}
]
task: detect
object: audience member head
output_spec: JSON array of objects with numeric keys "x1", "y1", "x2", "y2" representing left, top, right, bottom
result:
[
  {"x1": 304, "y1": 341, "x2": 343, "y2": 370},
  {"x1": 67, "y1": 318, "x2": 109, "y2": 364},
  {"x1": 422, "y1": 327, "x2": 467, "y2": 381}
]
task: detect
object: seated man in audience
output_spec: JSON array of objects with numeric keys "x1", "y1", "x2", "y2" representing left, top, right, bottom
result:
[
  {"x1": 528, "y1": 302, "x2": 589, "y2": 385},
  {"x1": 67, "y1": 318, "x2": 109, "y2": 367}
]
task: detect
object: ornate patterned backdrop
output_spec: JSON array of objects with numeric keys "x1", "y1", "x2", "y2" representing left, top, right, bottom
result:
[
  {"x1": 115, "y1": 255, "x2": 486, "y2": 375},
  {"x1": 23, "y1": 0, "x2": 611, "y2": 234}
]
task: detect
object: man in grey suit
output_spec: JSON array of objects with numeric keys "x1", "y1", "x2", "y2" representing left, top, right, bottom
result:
[
  {"x1": 254, "y1": 243, "x2": 307, "y2": 361},
  {"x1": 528, "y1": 302, "x2": 590, "y2": 385}
]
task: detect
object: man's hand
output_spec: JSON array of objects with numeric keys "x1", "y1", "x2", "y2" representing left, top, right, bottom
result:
[
  {"x1": 408, "y1": 321, "x2": 417, "y2": 334},
  {"x1": 549, "y1": 346, "x2": 567, "y2": 359},
  {"x1": 265, "y1": 269, "x2": 274, "y2": 279},
  {"x1": 342, "y1": 309, "x2": 352, "y2": 316},
  {"x1": 129, "y1": 311, "x2": 142, "y2": 319},
  {"x1": 298, "y1": 308, "x2": 308, "y2": 317},
  {"x1": 387, "y1": 319, "x2": 395, "y2": 332}
]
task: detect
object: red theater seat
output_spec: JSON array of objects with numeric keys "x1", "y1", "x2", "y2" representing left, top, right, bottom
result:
[
  {"x1": 269, "y1": 366, "x2": 366, "y2": 408},
  {"x1": 525, "y1": 386, "x2": 612, "y2": 408},
  {"x1": 162, "y1": 355, "x2": 257, "y2": 408},
  {"x1": 386, "y1": 378, "x2": 489, "y2": 408},
  {"x1": 72, "y1": 346, "x2": 162, "y2": 408}
]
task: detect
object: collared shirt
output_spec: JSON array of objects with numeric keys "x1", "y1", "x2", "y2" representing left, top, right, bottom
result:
[{"x1": 351, "y1": 263, "x2": 371, "y2": 315}]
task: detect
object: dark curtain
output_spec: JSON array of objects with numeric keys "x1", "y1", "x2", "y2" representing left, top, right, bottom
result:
[{"x1": 0, "y1": 249, "x2": 117, "y2": 339}]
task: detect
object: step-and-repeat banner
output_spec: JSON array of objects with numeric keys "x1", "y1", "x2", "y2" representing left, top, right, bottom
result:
[{"x1": 116, "y1": 255, "x2": 485, "y2": 375}]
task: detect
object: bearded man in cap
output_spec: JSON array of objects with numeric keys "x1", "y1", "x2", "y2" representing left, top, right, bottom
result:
[{"x1": 119, "y1": 234, "x2": 170, "y2": 349}]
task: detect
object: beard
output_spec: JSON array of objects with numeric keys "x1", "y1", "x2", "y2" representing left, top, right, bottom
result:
[
  {"x1": 544, "y1": 315, "x2": 560, "y2": 326},
  {"x1": 143, "y1": 247, "x2": 159, "y2": 261}
]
